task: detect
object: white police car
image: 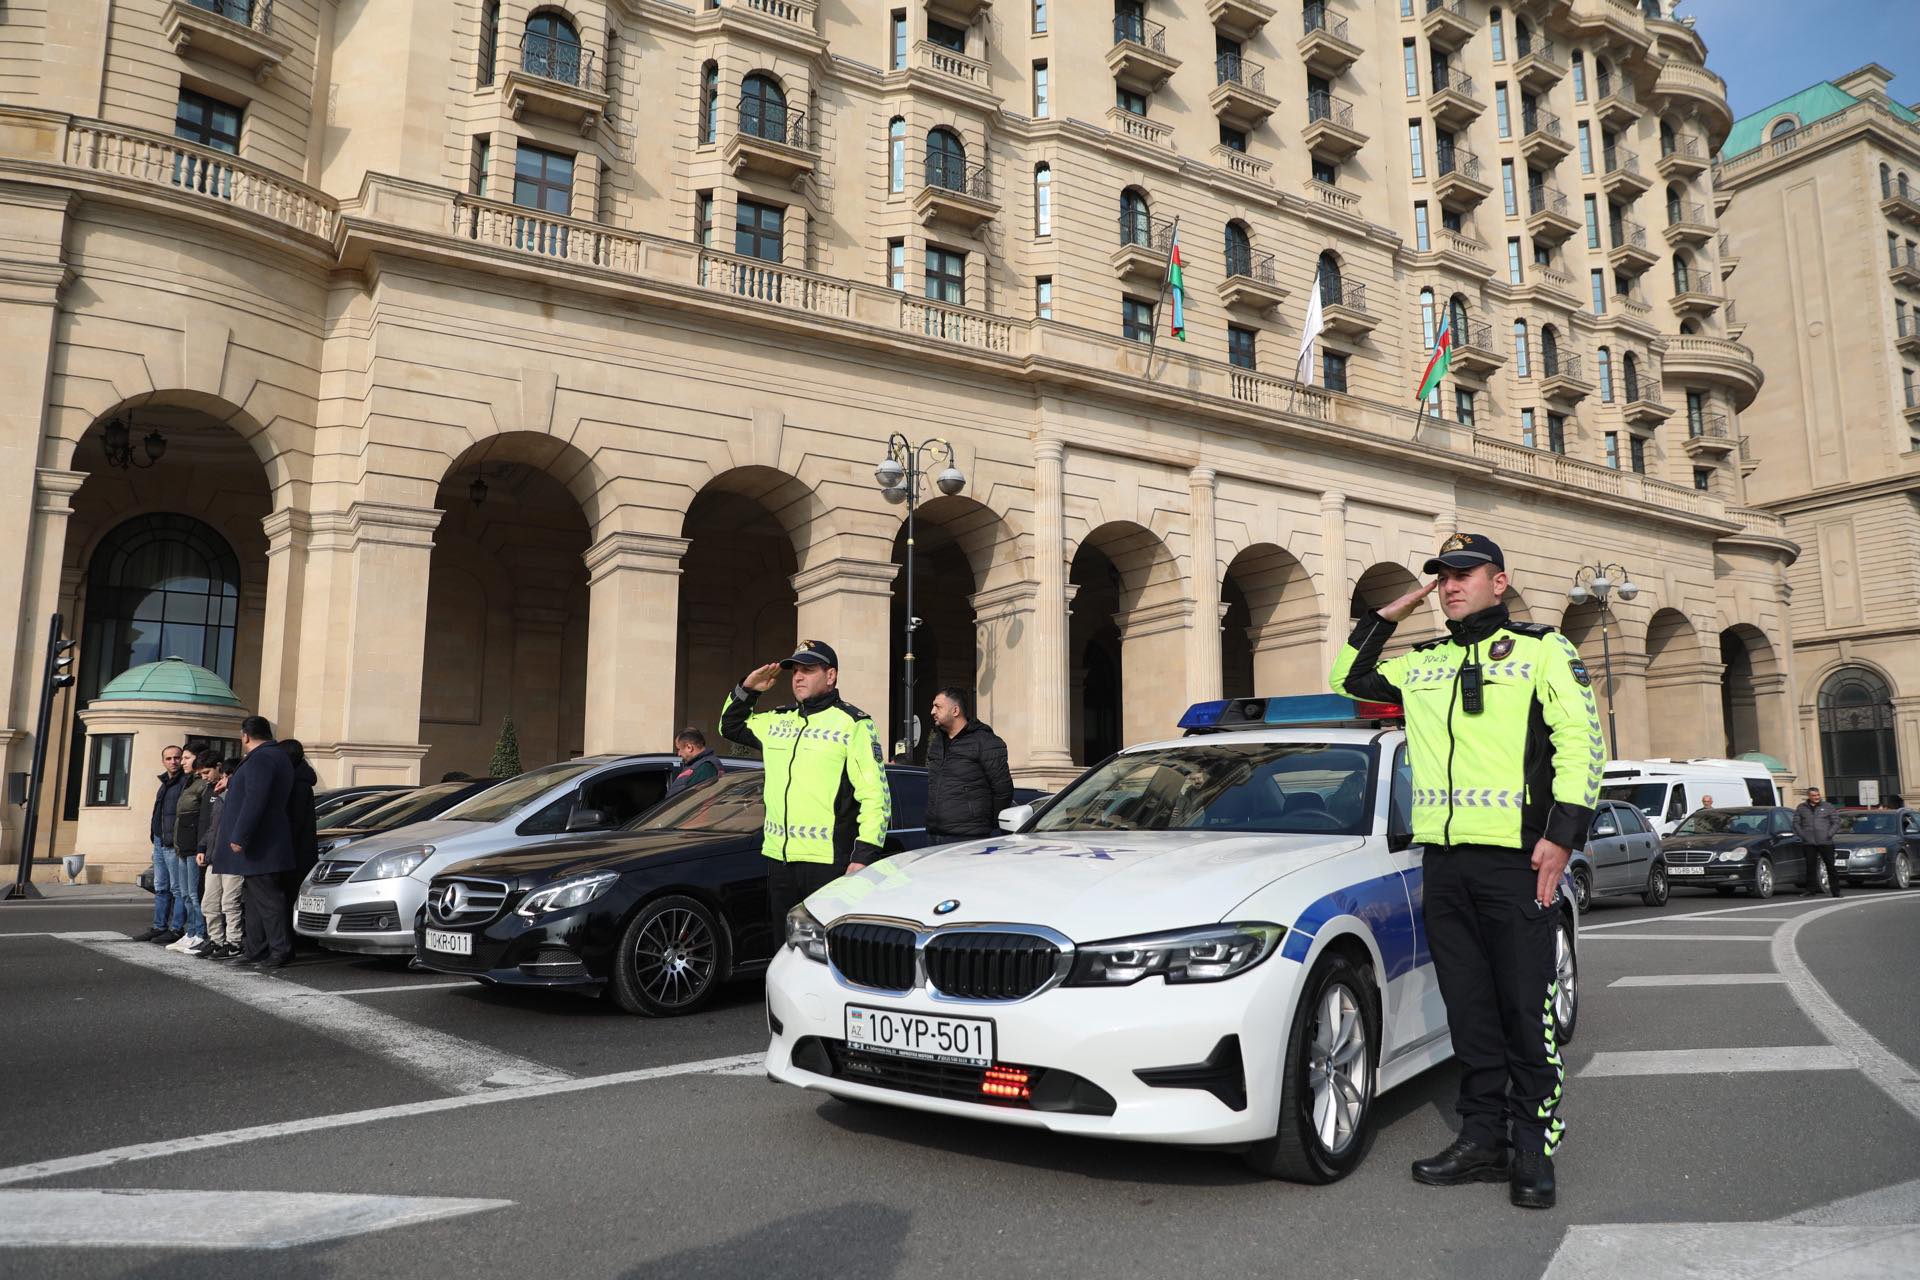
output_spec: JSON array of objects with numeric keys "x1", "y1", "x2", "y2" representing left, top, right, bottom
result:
[{"x1": 764, "y1": 695, "x2": 1581, "y2": 1183}]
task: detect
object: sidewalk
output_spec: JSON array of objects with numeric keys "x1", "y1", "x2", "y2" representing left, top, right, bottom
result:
[{"x1": 2, "y1": 872, "x2": 149, "y2": 905}]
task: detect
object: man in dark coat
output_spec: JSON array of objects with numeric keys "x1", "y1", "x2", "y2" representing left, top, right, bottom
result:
[
  {"x1": 923, "y1": 687, "x2": 1015, "y2": 844},
  {"x1": 1793, "y1": 785, "x2": 1842, "y2": 897},
  {"x1": 132, "y1": 745, "x2": 190, "y2": 943},
  {"x1": 665, "y1": 728, "x2": 721, "y2": 797},
  {"x1": 219, "y1": 715, "x2": 297, "y2": 971}
]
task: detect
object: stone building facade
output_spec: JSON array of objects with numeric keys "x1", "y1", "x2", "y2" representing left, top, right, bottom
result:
[
  {"x1": 1, "y1": 0, "x2": 1791, "y2": 873},
  {"x1": 1716, "y1": 64, "x2": 1920, "y2": 807}
]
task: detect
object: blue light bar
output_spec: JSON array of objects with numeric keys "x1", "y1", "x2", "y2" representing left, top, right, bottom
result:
[
  {"x1": 1178, "y1": 694, "x2": 1403, "y2": 732},
  {"x1": 1264, "y1": 694, "x2": 1375, "y2": 725},
  {"x1": 1178, "y1": 700, "x2": 1230, "y2": 730}
]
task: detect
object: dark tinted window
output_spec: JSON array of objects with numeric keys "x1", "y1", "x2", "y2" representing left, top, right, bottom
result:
[
  {"x1": 1771, "y1": 809, "x2": 1794, "y2": 835},
  {"x1": 517, "y1": 793, "x2": 576, "y2": 835},
  {"x1": 581, "y1": 767, "x2": 669, "y2": 825},
  {"x1": 888, "y1": 770, "x2": 927, "y2": 830}
]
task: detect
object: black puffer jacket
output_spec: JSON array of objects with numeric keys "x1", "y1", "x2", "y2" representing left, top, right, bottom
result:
[{"x1": 924, "y1": 720, "x2": 1015, "y2": 839}]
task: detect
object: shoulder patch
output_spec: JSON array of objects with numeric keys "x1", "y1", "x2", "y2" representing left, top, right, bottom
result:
[
  {"x1": 836, "y1": 701, "x2": 872, "y2": 722},
  {"x1": 1505, "y1": 622, "x2": 1555, "y2": 637},
  {"x1": 771, "y1": 702, "x2": 799, "y2": 714},
  {"x1": 1412, "y1": 636, "x2": 1451, "y2": 652}
]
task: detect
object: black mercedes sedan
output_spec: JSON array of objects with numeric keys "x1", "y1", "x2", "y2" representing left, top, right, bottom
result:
[
  {"x1": 1658, "y1": 806, "x2": 1808, "y2": 898},
  {"x1": 414, "y1": 765, "x2": 954, "y2": 1016}
]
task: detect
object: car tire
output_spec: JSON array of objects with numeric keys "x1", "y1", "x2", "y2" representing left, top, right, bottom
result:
[
  {"x1": 1242, "y1": 951, "x2": 1379, "y2": 1185},
  {"x1": 1571, "y1": 865, "x2": 1593, "y2": 914},
  {"x1": 1642, "y1": 861, "x2": 1669, "y2": 908},
  {"x1": 609, "y1": 894, "x2": 730, "y2": 1017},
  {"x1": 1750, "y1": 855, "x2": 1775, "y2": 899},
  {"x1": 1553, "y1": 910, "x2": 1579, "y2": 1047},
  {"x1": 1894, "y1": 850, "x2": 1912, "y2": 891}
]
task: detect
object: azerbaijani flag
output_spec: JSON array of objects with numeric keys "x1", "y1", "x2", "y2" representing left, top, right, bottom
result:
[
  {"x1": 1416, "y1": 312, "x2": 1453, "y2": 402},
  {"x1": 1167, "y1": 230, "x2": 1187, "y2": 341}
]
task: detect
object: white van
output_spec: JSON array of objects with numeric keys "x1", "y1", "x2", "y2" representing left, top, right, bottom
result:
[{"x1": 1599, "y1": 758, "x2": 1781, "y2": 837}]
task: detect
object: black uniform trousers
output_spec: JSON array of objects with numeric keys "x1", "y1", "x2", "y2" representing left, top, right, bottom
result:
[
  {"x1": 241, "y1": 872, "x2": 295, "y2": 963},
  {"x1": 765, "y1": 860, "x2": 845, "y2": 934},
  {"x1": 1423, "y1": 844, "x2": 1565, "y2": 1156},
  {"x1": 1803, "y1": 845, "x2": 1841, "y2": 896}
]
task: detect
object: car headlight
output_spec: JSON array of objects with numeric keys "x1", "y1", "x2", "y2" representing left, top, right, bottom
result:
[
  {"x1": 515, "y1": 870, "x2": 619, "y2": 918},
  {"x1": 349, "y1": 844, "x2": 433, "y2": 881},
  {"x1": 785, "y1": 903, "x2": 829, "y2": 963},
  {"x1": 1065, "y1": 922, "x2": 1285, "y2": 987},
  {"x1": 1714, "y1": 846, "x2": 1748, "y2": 863}
]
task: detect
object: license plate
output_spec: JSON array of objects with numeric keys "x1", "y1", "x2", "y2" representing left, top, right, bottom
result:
[
  {"x1": 1669, "y1": 866, "x2": 1705, "y2": 876},
  {"x1": 845, "y1": 1005, "x2": 993, "y2": 1067},
  {"x1": 1830, "y1": 854, "x2": 1848, "y2": 864},
  {"x1": 424, "y1": 929, "x2": 473, "y2": 956},
  {"x1": 297, "y1": 895, "x2": 328, "y2": 914}
]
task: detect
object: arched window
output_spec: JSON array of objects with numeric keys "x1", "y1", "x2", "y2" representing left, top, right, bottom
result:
[
  {"x1": 1035, "y1": 163, "x2": 1052, "y2": 236},
  {"x1": 524, "y1": 9, "x2": 583, "y2": 86},
  {"x1": 478, "y1": 0, "x2": 500, "y2": 86},
  {"x1": 80, "y1": 514, "x2": 243, "y2": 698},
  {"x1": 1597, "y1": 345, "x2": 1614, "y2": 401},
  {"x1": 1769, "y1": 116, "x2": 1797, "y2": 140},
  {"x1": 1121, "y1": 187, "x2": 1152, "y2": 246},
  {"x1": 1513, "y1": 319, "x2": 1530, "y2": 377},
  {"x1": 739, "y1": 72, "x2": 787, "y2": 143},
  {"x1": 1594, "y1": 56, "x2": 1612, "y2": 99},
  {"x1": 1902, "y1": 172, "x2": 1912, "y2": 199},
  {"x1": 1818, "y1": 666, "x2": 1903, "y2": 807},
  {"x1": 887, "y1": 117, "x2": 905, "y2": 193},
  {"x1": 1420, "y1": 287, "x2": 1436, "y2": 349},
  {"x1": 1660, "y1": 120, "x2": 1676, "y2": 155},
  {"x1": 1571, "y1": 50, "x2": 1585, "y2": 101},
  {"x1": 1623, "y1": 351, "x2": 1640, "y2": 401},
  {"x1": 1540, "y1": 323, "x2": 1560, "y2": 374},
  {"x1": 1879, "y1": 163, "x2": 1891, "y2": 198},
  {"x1": 1514, "y1": 17, "x2": 1533, "y2": 58},
  {"x1": 1673, "y1": 252, "x2": 1692, "y2": 294},
  {"x1": 1317, "y1": 250, "x2": 1343, "y2": 304},
  {"x1": 1678, "y1": 319, "x2": 1699, "y2": 335},
  {"x1": 1225, "y1": 220, "x2": 1252, "y2": 277},
  {"x1": 698, "y1": 61, "x2": 719, "y2": 145},
  {"x1": 1640, "y1": 0, "x2": 1660, "y2": 18},
  {"x1": 926, "y1": 126, "x2": 966, "y2": 191},
  {"x1": 1667, "y1": 184, "x2": 1684, "y2": 225},
  {"x1": 1447, "y1": 293, "x2": 1469, "y2": 339}
]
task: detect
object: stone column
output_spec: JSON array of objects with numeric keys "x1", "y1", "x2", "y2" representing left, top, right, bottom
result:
[
  {"x1": 253, "y1": 509, "x2": 310, "y2": 730},
  {"x1": 1186, "y1": 467, "x2": 1222, "y2": 705},
  {"x1": 969, "y1": 581, "x2": 1040, "y2": 771},
  {"x1": 791, "y1": 556, "x2": 898, "y2": 747},
  {"x1": 582, "y1": 532, "x2": 688, "y2": 756},
  {"x1": 1603, "y1": 650, "x2": 1651, "y2": 760},
  {"x1": 1027, "y1": 438, "x2": 1075, "y2": 779},
  {"x1": 1645, "y1": 653, "x2": 1724, "y2": 760},
  {"x1": 511, "y1": 602, "x2": 569, "y2": 767},
  {"x1": 1891, "y1": 696, "x2": 1920, "y2": 804},
  {"x1": 1115, "y1": 598, "x2": 1197, "y2": 748},
  {"x1": 1750, "y1": 672, "x2": 1797, "y2": 772},
  {"x1": 1319, "y1": 491, "x2": 1348, "y2": 672}
]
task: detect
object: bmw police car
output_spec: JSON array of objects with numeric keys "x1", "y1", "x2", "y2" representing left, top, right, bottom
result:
[{"x1": 764, "y1": 695, "x2": 1580, "y2": 1183}]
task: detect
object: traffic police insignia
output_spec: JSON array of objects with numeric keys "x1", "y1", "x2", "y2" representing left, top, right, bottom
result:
[
  {"x1": 934, "y1": 899, "x2": 960, "y2": 915},
  {"x1": 1570, "y1": 661, "x2": 1591, "y2": 687},
  {"x1": 1489, "y1": 637, "x2": 1514, "y2": 660}
]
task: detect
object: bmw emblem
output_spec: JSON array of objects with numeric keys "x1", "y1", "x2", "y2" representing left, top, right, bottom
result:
[{"x1": 933, "y1": 899, "x2": 960, "y2": 916}]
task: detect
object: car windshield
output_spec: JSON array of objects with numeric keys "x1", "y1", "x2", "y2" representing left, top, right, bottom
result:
[
  {"x1": 319, "y1": 791, "x2": 409, "y2": 828},
  {"x1": 438, "y1": 759, "x2": 605, "y2": 824},
  {"x1": 1031, "y1": 742, "x2": 1375, "y2": 835},
  {"x1": 1673, "y1": 809, "x2": 1773, "y2": 836},
  {"x1": 346, "y1": 782, "x2": 473, "y2": 830},
  {"x1": 1599, "y1": 782, "x2": 1666, "y2": 814},
  {"x1": 632, "y1": 770, "x2": 767, "y2": 835},
  {"x1": 1837, "y1": 812, "x2": 1898, "y2": 834}
]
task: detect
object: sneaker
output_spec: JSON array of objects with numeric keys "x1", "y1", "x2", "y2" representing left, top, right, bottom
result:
[
  {"x1": 151, "y1": 929, "x2": 183, "y2": 945},
  {"x1": 182, "y1": 936, "x2": 211, "y2": 956},
  {"x1": 194, "y1": 940, "x2": 224, "y2": 958},
  {"x1": 166, "y1": 934, "x2": 200, "y2": 953},
  {"x1": 131, "y1": 925, "x2": 167, "y2": 942}
]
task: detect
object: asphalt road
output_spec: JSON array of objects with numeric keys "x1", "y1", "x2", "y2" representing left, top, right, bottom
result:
[{"x1": 2, "y1": 884, "x2": 1917, "y2": 1279}]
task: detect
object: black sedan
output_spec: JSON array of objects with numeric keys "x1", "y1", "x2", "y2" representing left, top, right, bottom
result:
[
  {"x1": 1658, "y1": 806, "x2": 1808, "y2": 898},
  {"x1": 414, "y1": 765, "x2": 987, "y2": 1016},
  {"x1": 1832, "y1": 808, "x2": 1919, "y2": 890},
  {"x1": 315, "y1": 776, "x2": 509, "y2": 860}
]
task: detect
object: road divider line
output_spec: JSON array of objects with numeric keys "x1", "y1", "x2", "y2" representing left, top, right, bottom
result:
[
  {"x1": 1577, "y1": 933, "x2": 1773, "y2": 942},
  {"x1": 0, "y1": 1188, "x2": 513, "y2": 1250},
  {"x1": 1581, "y1": 898, "x2": 1836, "y2": 931},
  {"x1": 1609, "y1": 973, "x2": 1786, "y2": 988},
  {"x1": 0, "y1": 1051, "x2": 763, "y2": 1188},
  {"x1": 288, "y1": 981, "x2": 476, "y2": 998},
  {"x1": 1578, "y1": 1046, "x2": 1852, "y2": 1077},
  {"x1": 58, "y1": 931, "x2": 571, "y2": 1096}
]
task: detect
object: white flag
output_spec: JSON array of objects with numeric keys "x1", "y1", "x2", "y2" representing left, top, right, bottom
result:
[{"x1": 1295, "y1": 273, "x2": 1325, "y2": 385}]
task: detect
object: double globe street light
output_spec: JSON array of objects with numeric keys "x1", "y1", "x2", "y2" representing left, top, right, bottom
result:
[
  {"x1": 1566, "y1": 562, "x2": 1639, "y2": 759},
  {"x1": 874, "y1": 435, "x2": 965, "y2": 760}
]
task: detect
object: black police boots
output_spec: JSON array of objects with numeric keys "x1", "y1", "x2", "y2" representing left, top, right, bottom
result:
[
  {"x1": 1411, "y1": 1136, "x2": 1510, "y2": 1186},
  {"x1": 1509, "y1": 1148, "x2": 1557, "y2": 1209}
]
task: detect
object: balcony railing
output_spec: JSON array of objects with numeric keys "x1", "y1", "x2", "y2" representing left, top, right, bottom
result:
[
  {"x1": 1611, "y1": 219, "x2": 1647, "y2": 250},
  {"x1": 1321, "y1": 278, "x2": 1367, "y2": 313},
  {"x1": 1112, "y1": 13, "x2": 1168, "y2": 53},
  {"x1": 1893, "y1": 245, "x2": 1920, "y2": 272},
  {"x1": 1430, "y1": 66, "x2": 1479, "y2": 101},
  {"x1": 1541, "y1": 349, "x2": 1581, "y2": 381},
  {"x1": 1528, "y1": 184, "x2": 1569, "y2": 216},
  {"x1": 1226, "y1": 246, "x2": 1278, "y2": 283},
  {"x1": 63, "y1": 117, "x2": 334, "y2": 239},
  {"x1": 1301, "y1": 2, "x2": 1348, "y2": 42},
  {"x1": 1899, "y1": 312, "x2": 1920, "y2": 340},
  {"x1": 187, "y1": 0, "x2": 274, "y2": 30},
  {"x1": 1667, "y1": 200, "x2": 1708, "y2": 227},
  {"x1": 1514, "y1": 35, "x2": 1556, "y2": 63},
  {"x1": 739, "y1": 106, "x2": 810, "y2": 150},
  {"x1": 1425, "y1": 0, "x2": 1467, "y2": 17},
  {"x1": 1603, "y1": 146, "x2": 1641, "y2": 177},
  {"x1": 1661, "y1": 133, "x2": 1700, "y2": 161},
  {"x1": 1118, "y1": 211, "x2": 1176, "y2": 252},
  {"x1": 1687, "y1": 413, "x2": 1731, "y2": 440},
  {"x1": 926, "y1": 156, "x2": 991, "y2": 200},
  {"x1": 1672, "y1": 273, "x2": 1717, "y2": 298},
  {"x1": 1436, "y1": 142, "x2": 1481, "y2": 182},
  {"x1": 1452, "y1": 317, "x2": 1494, "y2": 351},
  {"x1": 1522, "y1": 106, "x2": 1563, "y2": 139},
  {"x1": 1718, "y1": 233, "x2": 1730, "y2": 255},
  {"x1": 1307, "y1": 90, "x2": 1355, "y2": 129},
  {"x1": 1216, "y1": 52, "x2": 1266, "y2": 95},
  {"x1": 1595, "y1": 73, "x2": 1634, "y2": 104},
  {"x1": 521, "y1": 33, "x2": 601, "y2": 92}
]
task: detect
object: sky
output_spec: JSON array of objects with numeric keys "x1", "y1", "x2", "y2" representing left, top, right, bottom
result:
[{"x1": 1678, "y1": 0, "x2": 1918, "y2": 120}]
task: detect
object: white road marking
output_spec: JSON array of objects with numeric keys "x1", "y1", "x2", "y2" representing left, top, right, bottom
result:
[
  {"x1": 1578, "y1": 1046, "x2": 1852, "y2": 1076},
  {"x1": 0, "y1": 1052, "x2": 762, "y2": 1188},
  {"x1": 59, "y1": 931, "x2": 570, "y2": 1096},
  {"x1": 1576, "y1": 932, "x2": 1773, "y2": 942},
  {"x1": 0, "y1": 1188, "x2": 512, "y2": 1250},
  {"x1": 1581, "y1": 898, "x2": 1834, "y2": 931},
  {"x1": 1609, "y1": 973, "x2": 1786, "y2": 988},
  {"x1": 286, "y1": 981, "x2": 476, "y2": 998},
  {"x1": 1538, "y1": 1223, "x2": 1919, "y2": 1278},
  {"x1": 0, "y1": 932, "x2": 58, "y2": 939}
]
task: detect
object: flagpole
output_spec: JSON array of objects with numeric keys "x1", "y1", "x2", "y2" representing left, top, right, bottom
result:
[{"x1": 1145, "y1": 214, "x2": 1180, "y2": 372}]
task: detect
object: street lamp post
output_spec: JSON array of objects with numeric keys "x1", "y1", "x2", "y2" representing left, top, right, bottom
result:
[
  {"x1": 873, "y1": 435, "x2": 965, "y2": 760},
  {"x1": 1566, "y1": 562, "x2": 1638, "y2": 759}
]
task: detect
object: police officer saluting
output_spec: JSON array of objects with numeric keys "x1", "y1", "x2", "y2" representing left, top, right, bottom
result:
[{"x1": 1330, "y1": 533, "x2": 1603, "y2": 1210}]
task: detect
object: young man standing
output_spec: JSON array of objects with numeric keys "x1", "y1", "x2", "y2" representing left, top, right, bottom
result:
[
  {"x1": 923, "y1": 687, "x2": 1015, "y2": 844},
  {"x1": 1331, "y1": 533, "x2": 1602, "y2": 1210},
  {"x1": 132, "y1": 745, "x2": 189, "y2": 944},
  {"x1": 1793, "y1": 786, "x2": 1841, "y2": 897}
]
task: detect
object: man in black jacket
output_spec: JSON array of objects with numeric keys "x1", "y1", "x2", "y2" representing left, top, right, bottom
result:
[
  {"x1": 219, "y1": 716, "x2": 297, "y2": 971},
  {"x1": 924, "y1": 688, "x2": 1015, "y2": 844},
  {"x1": 132, "y1": 745, "x2": 191, "y2": 943}
]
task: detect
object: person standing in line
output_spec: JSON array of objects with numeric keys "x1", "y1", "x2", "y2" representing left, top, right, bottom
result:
[
  {"x1": 282, "y1": 739, "x2": 320, "y2": 948},
  {"x1": 923, "y1": 687, "x2": 1015, "y2": 845},
  {"x1": 197, "y1": 758, "x2": 244, "y2": 960},
  {"x1": 133, "y1": 745, "x2": 191, "y2": 944},
  {"x1": 1793, "y1": 785, "x2": 1841, "y2": 898},
  {"x1": 665, "y1": 729, "x2": 721, "y2": 797},
  {"x1": 167, "y1": 742, "x2": 213, "y2": 954},
  {"x1": 220, "y1": 716, "x2": 296, "y2": 972},
  {"x1": 1331, "y1": 533, "x2": 1602, "y2": 1211},
  {"x1": 720, "y1": 641, "x2": 890, "y2": 932}
]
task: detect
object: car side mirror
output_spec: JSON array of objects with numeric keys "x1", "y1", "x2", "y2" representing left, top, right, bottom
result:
[
  {"x1": 997, "y1": 803, "x2": 1034, "y2": 833},
  {"x1": 566, "y1": 807, "x2": 611, "y2": 833},
  {"x1": 1388, "y1": 829, "x2": 1415, "y2": 853},
  {"x1": 1592, "y1": 820, "x2": 1618, "y2": 839}
]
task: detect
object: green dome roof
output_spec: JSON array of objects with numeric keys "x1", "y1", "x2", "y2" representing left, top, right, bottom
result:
[
  {"x1": 96, "y1": 657, "x2": 242, "y2": 708},
  {"x1": 1737, "y1": 752, "x2": 1789, "y2": 774}
]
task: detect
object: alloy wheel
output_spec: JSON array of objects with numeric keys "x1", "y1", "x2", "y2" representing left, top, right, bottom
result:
[
  {"x1": 632, "y1": 907, "x2": 717, "y2": 1009},
  {"x1": 1306, "y1": 981, "x2": 1371, "y2": 1157},
  {"x1": 1553, "y1": 921, "x2": 1577, "y2": 1033}
]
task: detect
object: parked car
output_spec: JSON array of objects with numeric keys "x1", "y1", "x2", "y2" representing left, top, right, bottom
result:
[
  {"x1": 1659, "y1": 806, "x2": 1808, "y2": 898},
  {"x1": 1832, "y1": 808, "x2": 1919, "y2": 890},
  {"x1": 1600, "y1": 758, "x2": 1779, "y2": 837},
  {"x1": 295, "y1": 755, "x2": 747, "y2": 955},
  {"x1": 1569, "y1": 799, "x2": 1667, "y2": 910},
  {"x1": 415, "y1": 764, "x2": 938, "y2": 1015},
  {"x1": 315, "y1": 776, "x2": 510, "y2": 859},
  {"x1": 311, "y1": 788, "x2": 417, "y2": 832},
  {"x1": 313, "y1": 784, "x2": 410, "y2": 822}
]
